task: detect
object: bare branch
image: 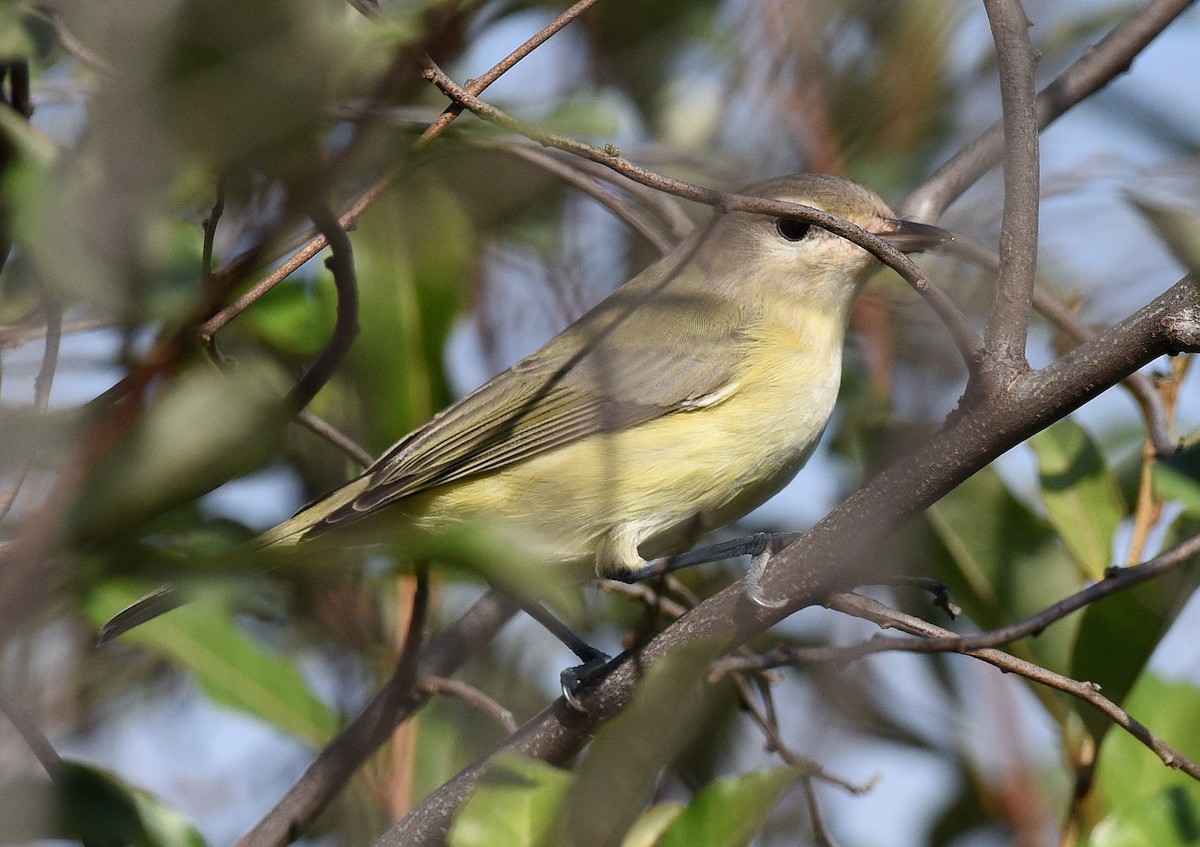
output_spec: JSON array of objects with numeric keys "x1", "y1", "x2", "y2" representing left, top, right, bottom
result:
[
  {"x1": 902, "y1": 0, "x2": 1196, "y2": 220},
  {"x1": 415, "y1": 0, "x2": 605, "y2": 147},
  {"x1": 283, "y1": 204, "x2": 360, "y2": 412},
  {"x1": 295, "y1": 411, "x2": 374, "y2": 469},
  {"x1": 945, "y1": 234, "x2": 1178, "y2": 455},
  {"x1": 0, "y1": 292, "x2": 60, "y2": 521},
  {"x1": 420, "y1": 58, "x2": 983, "y2": 366},
  {"x1": 421, "y1": 676, "x2": 518, "y2": 734},
  {"x1": 824, "y1": 594, "x2": 1200, "y2": 781},
  {"x1": 491, "y1": 143, "x2": 677, "y2": 254},
  {"x1": 237, "y1": 591, "x2": 518, "y2": 847},
  {"x1": 980, "y1": 0, "x2": 1040, "y2": 378},
  {"x1": 378, "y1": 275, "x2": 1200, "y2": 847}
]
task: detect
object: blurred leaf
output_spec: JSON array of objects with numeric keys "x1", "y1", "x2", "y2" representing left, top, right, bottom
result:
[
  {"x1": 87, "y1": 580, "x2": 339, "y2": 746},
  {"x1": 1093, "y1": 675, "x2": 1200, "y2": 819},
  {"x1": 0, "y1": 103, "x2": 56, "y2": 168},
  {"x1": 1069, "y1": 541, "x2": 1200, "y2": 745},
  {"x1": 1157, "y1": 443, "x2": 1200, "y2": 517},
  {"x1": 621, "y1": 803, "x2": 684, "y2": 847},
  {"x1": 0, "y1": 11, "x2": 33, "y2": 57},
  {"x1": 448, "y1": 752, "x2": 572, "y2": 847},
  {"x1": 565, "y1": 639, "x2": 724, "y2": 847},
  {"x1": 656, "y1": 766, "x2": 803, "y2": 847},
  {"x1": 69, "y1": 359, "x2": 289, "y2": 542},
  {"x1": 157, "y1": 0, "x2": 360, "y2": 178},
  {"x1": 0, "y1": 760, "x2": 206, "y2": 847},
  {"x1": 926, "y1": 466, "x2": 1083, "y2": 673},
  {"x1": 342, "y1": 180, "x2": 466, "y2": 448},
  {"x1": 1030, "y1": 420, "x2": 1126, "y2": 580},
  {"x1": 1087, "y1": 785, "x2": 1200, "y2": 847},
  {"x1": 245, "y1": 276, "x2": 338, "y2": 359},
  {"x1": 1128, "y1": 194, "x2": 1200, "y2": 272}
]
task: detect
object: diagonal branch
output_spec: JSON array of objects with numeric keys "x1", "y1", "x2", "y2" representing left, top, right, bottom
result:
[{"x1": 377, "y1": 276, "x2": 1200, "y2": 847}]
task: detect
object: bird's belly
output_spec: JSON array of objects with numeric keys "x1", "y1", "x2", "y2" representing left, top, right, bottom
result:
[{"x1": 416, "y1": 347, "x2": 842, "y2": 578}]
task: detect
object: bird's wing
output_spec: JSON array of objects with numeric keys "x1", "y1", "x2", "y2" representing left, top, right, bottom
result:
[{"x1": 328, "y1": 283, "x2": 752, "y2": 526}]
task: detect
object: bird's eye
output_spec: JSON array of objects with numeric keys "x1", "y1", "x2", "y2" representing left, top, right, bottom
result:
[{"x1": 775, "y1": 218, "x2": 812, "y2": 242}]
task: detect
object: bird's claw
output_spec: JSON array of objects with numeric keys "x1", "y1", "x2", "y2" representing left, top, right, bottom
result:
[
  {"x1": 745, "y1": 544, "x2": 787, "y2": 609},
  {"x1": 559, "y1": 652, "x2": 612, "y2": 713}
]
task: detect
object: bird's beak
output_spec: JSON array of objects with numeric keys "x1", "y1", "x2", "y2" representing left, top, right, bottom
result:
[{"x1": 872, "y1": 218, "x2": 953, "y2": 254}]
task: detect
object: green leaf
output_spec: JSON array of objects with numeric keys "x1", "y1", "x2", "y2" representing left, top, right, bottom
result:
[
  {"x1": 448, "y1": 753, "x2": 572, "y2": 847},
  {"x1": 565, "y1": 639, "x2": 725, "y2": 847},
  {"x1": 620, "y1": 803, "x2": 685, "y2": 847},
  {"x1": 926, "y1": 466, "x2": 1083, "y2": 673},
  {"x1": 1093, "y1": 675, "x2": 1200, "y2": 818},
  {"x1": 1156, "y1": 443, "x2": 1200, "y2": 517},
  {"x1": 1030, "y1": 420, "x2": 1126, "y2": 580},
  {"x1": 0, "y1": 760, "x2": 206, "y2": 847},
  {"x1": 244, "y1": 277, "x2": 337, "y2": 359},
  {"x1": 87, "y1": 580, "x2": 339, "y2": 746},
  {"x1": 656, "y1": 766, "x2": 804, "y2": 847},
  {"x1": 343, "y1": 181, "x2": 466, "y2": 448},
  {"x1": 69, "y1": 360, "x2": 289, "y2": 543},
  {"x1": 1087, "y1": 785, "x2": 1200, "y2": 847}
]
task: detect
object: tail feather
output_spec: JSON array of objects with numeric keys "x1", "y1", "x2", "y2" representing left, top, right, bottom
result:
[{"x1": 96, "y1": 475, "x2": 373, "y2": 642}]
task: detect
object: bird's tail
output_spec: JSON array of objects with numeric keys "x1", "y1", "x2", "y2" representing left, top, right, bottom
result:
[{"x1": 96, "y1": 475, "x2": 372, "y2": 644}]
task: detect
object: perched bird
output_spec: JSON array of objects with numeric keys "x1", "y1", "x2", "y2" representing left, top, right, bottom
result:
[{"x1": 100, "y1": 173, "x2": 947, "y2": 642}]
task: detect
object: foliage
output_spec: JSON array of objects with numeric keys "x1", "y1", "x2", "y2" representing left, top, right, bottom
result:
[{"x1": 0, "y1": 1, "x2": 1197, "y2": 846}]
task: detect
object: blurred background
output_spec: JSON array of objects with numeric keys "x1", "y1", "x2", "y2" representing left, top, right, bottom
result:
[{"x1": 1, "y1": 1, "x2": 1199, "y2": 845}]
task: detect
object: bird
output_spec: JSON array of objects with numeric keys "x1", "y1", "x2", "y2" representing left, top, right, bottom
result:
[{"x1": 99, "y1": 173, "x2": 948, "y2": 644}]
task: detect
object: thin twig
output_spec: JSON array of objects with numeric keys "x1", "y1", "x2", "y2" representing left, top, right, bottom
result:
[
  {"x1": 199, "y1": 178, "x2": 390, "y2": 340},
  {"x1": 0, "y1": 317, "x2": 108, "y2": 349},
  {"x1": 284, "y1": 204, "x2": 360, "y2": 412},
  {"x1": 980, "y1": 0, "x2": 1040, "y2": 379},
  {"x1": 201, "y1": 186, "x2": 226, "y2": 283},
  {"x1": 420, "y1": 675, "x2": 518, "y2": 733},
  {"x1": 0, "y1": 292, "x2": 61, "y2": 521},
  {"x1": 420, "y1": 58, "x2": 983, "y2": 366},
  {"x1": 715, "y1": 532, "x2": 1200, "y2": 668},
  {"x1": 824, "y1": 594, "x2": 1200, "y2": 781},
  {"x1": 295, "y1": 411, "x2": 374, "y2": 469},
  {"x1": 414, "y1": 0, "x2": 604, "y2": 147},
  {"x1": 237, "y1": 590, "x2": 518, "y2": 847},
  {"x1": 492, "y1": 143, "x2": 676, "y2": 254},
  {"x1": 0, "y1": 686, "x2": 62, "y2": 775}
]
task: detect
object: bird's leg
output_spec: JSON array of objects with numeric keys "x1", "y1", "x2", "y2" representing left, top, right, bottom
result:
[
  {"x1": 614, "y1": 531, "x2": 799, "y2": 588},
  {"x1": 491, "y1": 584, "x2": 612, "y2": 711}
]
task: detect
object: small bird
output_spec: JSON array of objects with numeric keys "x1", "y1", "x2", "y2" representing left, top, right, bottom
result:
[{"x1": 100, "y1": 173, "x2": 947, "y2": 642}]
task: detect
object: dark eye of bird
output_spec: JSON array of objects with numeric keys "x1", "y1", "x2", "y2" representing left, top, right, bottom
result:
[{"x1": 775, "y1": 218, "x2": 812, "y2": 242}]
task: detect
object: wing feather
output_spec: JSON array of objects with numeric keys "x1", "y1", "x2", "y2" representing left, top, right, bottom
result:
[{"x1": 315, "y1": 267, "x2": 754, "y2": 533}]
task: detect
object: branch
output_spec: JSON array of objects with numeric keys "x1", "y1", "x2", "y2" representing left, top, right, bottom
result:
[
  {"x1": 980, "y1": 0, "x2": 1040, "y2": 378},
  {"x1": 823, "y1": 594, "x2": 1200, "y2": 781},
  {"x1": 415, "y1": 0, "x2": 604, "y2": 147},
  {"x1": 420, "y1": 59, "x2": 983, "y2": 366},
  {"x1": 901, "y1": 0, "x2": 1196, "y2": 220},
  {"x1": 237, "y1": 590, "x2": 517, "y2": 847},
  {"x1": 377, "y1": 277, "x2": 1200, "y2": 847},
  {"x1": 490, "y1": 143, "x2": 677, "y2": 254},
  {"x1": 284, "y1": 204, "x2": 360, "y2": 412},
  {"x1": 945, "y1": 234, "x2": 1178, "y2": 455},
  {"x1": 715, "y1": 531, "x2": 1200, "y2": 666}
]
